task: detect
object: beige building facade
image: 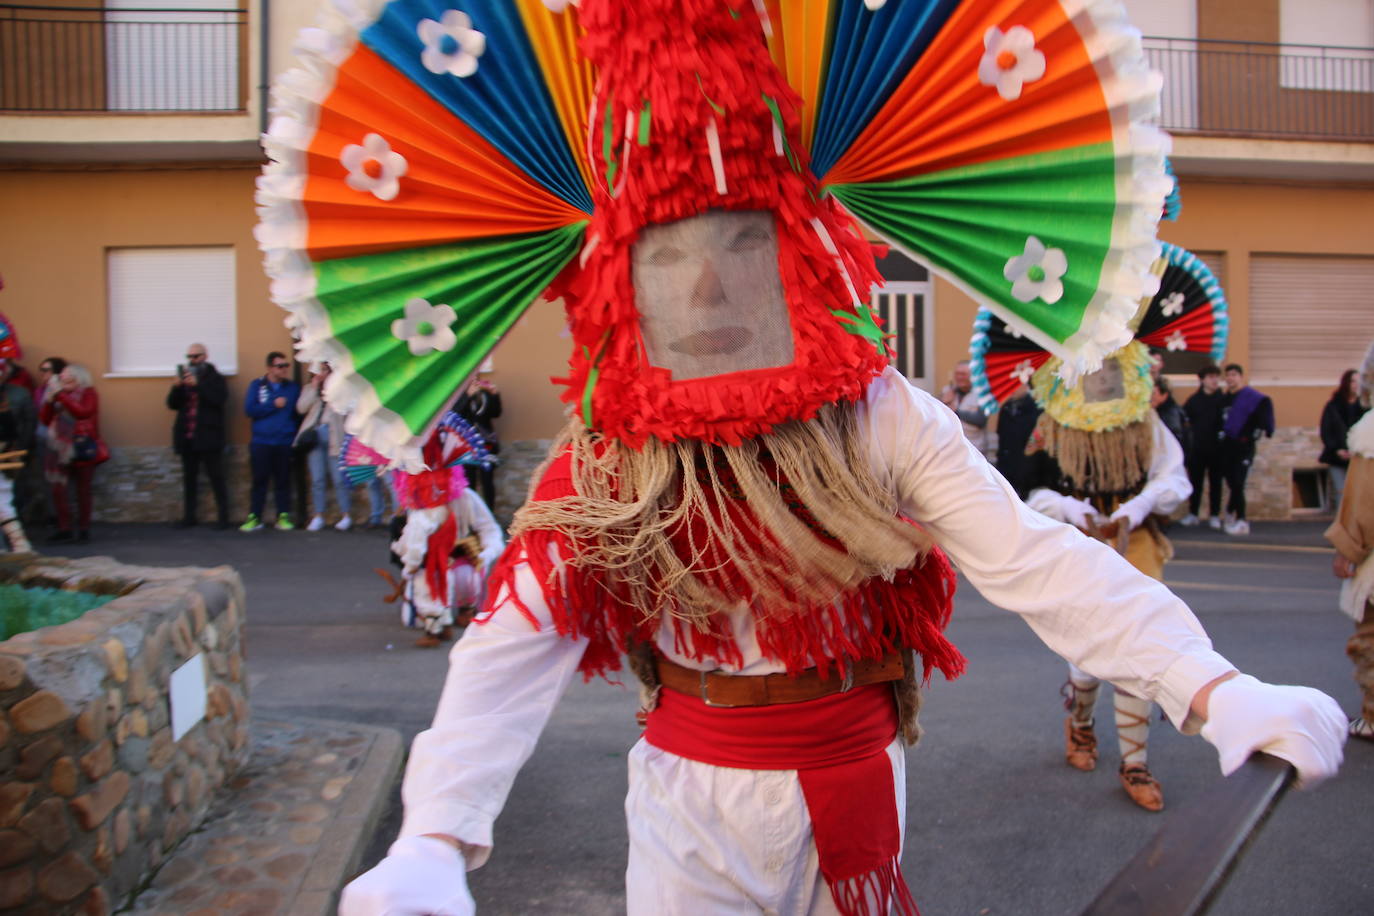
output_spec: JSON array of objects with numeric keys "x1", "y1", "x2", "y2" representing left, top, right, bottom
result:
[{"x1": 0, "y1": 0, "x2": 1371, "y2": 521}]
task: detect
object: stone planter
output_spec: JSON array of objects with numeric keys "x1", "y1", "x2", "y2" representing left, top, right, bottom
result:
[{"x1": 0, "y1": 555, "x2": 249, "y2": 915}]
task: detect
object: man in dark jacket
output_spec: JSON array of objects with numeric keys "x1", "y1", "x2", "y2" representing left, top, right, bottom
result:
[
  {"x1": 993, "y1": 385, "x2": 1041, "y2": 499},
  {"x1": 1181, "y1": 363, "x2": 1226, "y2": 527},
  {"x1": 455, "y1": 373, "x2": 502, "y2": 509},
  {"x1": 241, "y1": 351, "x2": 300, "y2": 531},
  {"x1": 1217, "y1": 363, "x2": 1275, "y2": 536},
  {"x1": 167, "y1": 343, "x2": 231, "y2": 529}
]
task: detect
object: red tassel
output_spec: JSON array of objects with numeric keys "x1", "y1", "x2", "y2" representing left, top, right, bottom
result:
[{"x1": 830, "y1": 859, "x2": 920, "y2": 916}]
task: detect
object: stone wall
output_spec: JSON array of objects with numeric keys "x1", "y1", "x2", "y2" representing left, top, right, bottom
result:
[
  {"x1": 58, "y1": 427, "x2": 1331, "y2": 528},
  {"x1": 0, "y1": 556, "x2": 249, "y2": 915},
  {"x1": 1249, "y1": 427, "x2": 1328, "y2": 520}
]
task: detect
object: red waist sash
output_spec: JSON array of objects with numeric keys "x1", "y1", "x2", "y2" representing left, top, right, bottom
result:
[{"x1": 644, "y1": 683, "x2": 918, "y2": 916}]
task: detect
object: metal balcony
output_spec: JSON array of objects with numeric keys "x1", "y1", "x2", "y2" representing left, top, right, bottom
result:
[
  {"x1": 0, "y1": 4, "x2": 247, "y2": 113},
  {"x1": 1144, "y1": 37, "x2": 1374, "y2": 142}
]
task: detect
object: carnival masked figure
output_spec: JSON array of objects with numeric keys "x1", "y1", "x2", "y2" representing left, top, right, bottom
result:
[
  {"x1": 971, "y1": 242, "x2": 1231, "y2": 810},
  {"x1": 0, "y1": 314, "x2": 34, "y2": 553},
  {"x1": 256, "y1": 2, "x2": 1345, "y2": 913},
  {"x1": 386, "y1": 415, "x2": 503, "y2": 647}
]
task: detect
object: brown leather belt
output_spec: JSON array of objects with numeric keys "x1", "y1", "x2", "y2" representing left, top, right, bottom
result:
[{"x1": 654, "y1": 652, "x2": 905, "y2": 708}]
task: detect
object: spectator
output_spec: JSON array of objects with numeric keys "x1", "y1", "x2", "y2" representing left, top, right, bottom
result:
[
  {"x1": 1327, "y1": 344, "x2": 1374, "y2": 741},
  {"x1": 296, "y1": 364, "x2": 389, "y2": 531},
  {"x1": 21, "y1": 357, "x2": 66, "y2": 527},
  {"x1": 0, "y1": 358, "x2": 36, "y2": 398},
  {"x1": 241, "y1": 351, "x2": 300, "y2": 532},
  {"x1": 455, "y1": 374, "x2": 502, "y2": 509},
  {"x1": 0, "y1": 365, "x2": 35, "y2": 552},
  {"x1": 1152, "y1": 375, "x2": 1190, "y2": 454},
  {"x1": 992, "y1": 384, "x2": 1040, "y2": 499},
  {"x1": 39, "y1": 365, "x2": 104, "y2": 543},
  {"x1": 1217, "y1": 363, "x2": 1275, "y2": 536},
  {"x1": 167, "y1": 343, "x2": 231, "y2": 529},
  {"x1": 1319, "y1": 368, "x2": 1366, "y2": 509},
  {"x1": 939, "y1": 359, "x2": 989, "y2": 457},
  {"x1": 1181, "y1": 363, "x2": 1226, "y2": 528}
]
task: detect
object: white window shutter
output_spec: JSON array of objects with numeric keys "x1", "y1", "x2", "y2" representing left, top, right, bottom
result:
[{"x1": 107, "y1": 247, "x2": 238, "y2": 375}]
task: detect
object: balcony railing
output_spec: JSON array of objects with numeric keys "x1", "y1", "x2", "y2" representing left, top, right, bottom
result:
[
  {"x1": 0, "y1": 4, "x2": 247, "y2": 113},
  {"x1": 1143, "y1": 37, "x2": 1374, "y2": 142}
]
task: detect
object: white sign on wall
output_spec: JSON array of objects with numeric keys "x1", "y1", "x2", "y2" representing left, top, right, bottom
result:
[{"x1": 169, "y1": 653, "x2": 207, "y2": 742}]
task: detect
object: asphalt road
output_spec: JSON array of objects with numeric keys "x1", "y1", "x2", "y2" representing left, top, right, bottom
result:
[{"x1": 43, "y1": 518, "x2": 1373, "y2": 915}]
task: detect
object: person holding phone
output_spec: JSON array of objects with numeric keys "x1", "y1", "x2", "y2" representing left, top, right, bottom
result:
[{"x1": 167, "y1": 343, "x2": 231, "y2": 529}]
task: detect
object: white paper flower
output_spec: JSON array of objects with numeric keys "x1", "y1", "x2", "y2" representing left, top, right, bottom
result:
[
  {"x1": 418, "y1": 10, "x2": 486, "y2": 78},
  {"x1": 1004, "y1": 236, "x2": 1068, "y2": 304},
  {"x1": 341, "y1": 133, "x2": 407, "y2": 201},
  {"x1": 978, "y1": 26, "x2": 1046, "y2": 101},
  {"x1": 1010, "y1": 358, "x2": 1036, "y2": 386},
  {"x1": 1165, "y1": 329, "x2": 1188, "y2": 351},
  {"x1": 392, "y1": 298, "x2": 458, "y2": 356},
  {"x1": 863, "y1": 0, "x2": 887, "y2": 9},
  {"x1": 541, "y1": 0, "x2": 579, "y2": 10},
  {"x1": 1160, "y1": 291, "x2": 1185, "y2": 317}
]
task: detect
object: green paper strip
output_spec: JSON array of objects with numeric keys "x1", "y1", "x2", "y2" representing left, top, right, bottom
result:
[
  {"x1": 828, "y1": 143, "x2": 1118, "y2": 345},
  {"x1": 581, "y1": 332, "x2": 610, "y2": 429},
  {"x1": 831, "y1": 302, "x2": 887, "y2": 353},
  {"x1": 637, "y1": 101, "x2": 652, "y2": 147},
  {"x1": 313, "y1": 224, "x2": 586, "y2": 436},
  {"x1": 603, "y1": 99, "x2": 618, "y2": 187},
  {"x1": 695, "y1": 72, "x2": 725, "y2": 115},
  {"x1": 761, "y1": 93, "x2": 801, "y2": 175}
]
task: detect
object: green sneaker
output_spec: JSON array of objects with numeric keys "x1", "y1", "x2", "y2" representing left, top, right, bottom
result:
[
  {"x1": 239, "y1": 514, "x2": 263, "y2": 532},
  {"x1": 275, "y1": 514, "x2": 295, "y2": 531}
]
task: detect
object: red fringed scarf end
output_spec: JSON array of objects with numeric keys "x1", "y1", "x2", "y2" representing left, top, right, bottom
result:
[{"x1": 829, "y1": 858, "x2": 920, "y2": 916}]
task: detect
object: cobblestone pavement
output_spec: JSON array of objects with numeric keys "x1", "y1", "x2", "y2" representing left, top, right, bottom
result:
[{"x1": 124, "y1": 717, "x2": 400, "y2": 916}]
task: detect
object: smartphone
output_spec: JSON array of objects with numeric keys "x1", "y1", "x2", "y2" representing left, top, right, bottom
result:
[{"x1": 176, "y1": 364, "x2": 185, "y2": 380}]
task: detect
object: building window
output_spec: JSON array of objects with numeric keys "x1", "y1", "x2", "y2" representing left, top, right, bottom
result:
[
  {"x1": 1250, "y1": 254, "x2": 1374, "y2": 384},
  {"x1": 107, "y1": 247, "x2": 238, "y2": 376},
  {"x1": 871, "y1": 249, "x2": 932, "y2": 388},
  {"x1": 1279, "y1": 0, "x2": 1374, "y2": 92},
  {"x1": 106, "y1": 0, "x2": 243, "y2": 111}
]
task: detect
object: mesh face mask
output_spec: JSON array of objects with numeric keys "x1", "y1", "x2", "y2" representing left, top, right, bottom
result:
[
  {"x1": 632, "y1": 210, "x2": 794, "y2": 381},
  {"x1": 1080, "y1": 360, "x2": 1126, "y2": 404}
]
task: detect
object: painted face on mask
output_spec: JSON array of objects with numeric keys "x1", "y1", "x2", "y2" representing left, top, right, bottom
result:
[
  {"x1": 632, "y1": 210, "x2": 794, "y2": 381},
  {"x1": 1080, "y1": 359, "x2": 1125, "y2": 404}
]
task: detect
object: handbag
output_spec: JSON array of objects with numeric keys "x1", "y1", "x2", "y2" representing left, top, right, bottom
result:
[
  {"x1": 71, "y1": 434, "x2": 109, "y2": 466},
  {"x1": 293, "y1": 426, "x2": 320, "y2": 456}
]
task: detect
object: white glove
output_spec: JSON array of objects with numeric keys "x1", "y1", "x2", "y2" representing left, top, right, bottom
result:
[
  {"x1": 1199, "y1": 674, "x2": 1346, "y2": 789},
  {"x1": 339, "y1": 835, "x2": 475, "y2": 916},
  {"x1": 1027, "y1": 489, "x2": 1096, "y2": 529},
  {"x1": 1109, "y1": 495, "x2": 1150, "y2": 531}
]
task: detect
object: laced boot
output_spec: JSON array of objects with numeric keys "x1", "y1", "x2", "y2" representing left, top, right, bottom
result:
[
  {"x1": 1061, "y1": 678, "x2": 1100, "y2": 771},
  {"x1": 1064, "y1": 716, "x2": 1098, "y2": 771},
  {"x1": 1115, "y1": 696, "x2": 1163, "y2": 811},
  {"x1": 1118, "y1": 762, "x2": 1164, "y2": 811}
]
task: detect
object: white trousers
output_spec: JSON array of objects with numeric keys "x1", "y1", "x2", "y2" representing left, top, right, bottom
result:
[{"x1": 623, "y1": 738, "x2": 907, "y2": 916}]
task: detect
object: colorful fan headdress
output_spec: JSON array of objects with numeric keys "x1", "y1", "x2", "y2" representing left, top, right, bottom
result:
[
  {"x1": 970, "y1": 241, "x2": 1228, "y2": 416},
  {"x1": 259, "y1": 0, "x2": 1172, "y2": 465},
  {"x1": 0, "y1": 313, "x2": 20, "y2": 362}
]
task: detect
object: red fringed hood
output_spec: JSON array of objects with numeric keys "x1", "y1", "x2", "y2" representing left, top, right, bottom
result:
[{"x1": 554, "y1": 0, "x2": 890, "y2": 449}]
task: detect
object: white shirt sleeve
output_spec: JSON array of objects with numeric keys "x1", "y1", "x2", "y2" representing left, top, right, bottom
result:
[
  {"x1": 454, "y1": 488, "x2": 506, "y2": 570},
  {"x1": 398, "y1": 554, "x2": 590, "y2": 867},
  {"x1": 1124, "y1": 414, "x2": 1192, "y2": 520},
  {"x1": 857, "y1": 368, "x2": 1234, "y2": 732}
]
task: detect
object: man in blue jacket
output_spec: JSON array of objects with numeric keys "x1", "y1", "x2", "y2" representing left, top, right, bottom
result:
[{"x1": 241, "y1": 351, "x2": 300, "y2": 531}]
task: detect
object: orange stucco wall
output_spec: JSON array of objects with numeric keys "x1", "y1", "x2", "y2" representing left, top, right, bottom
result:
[
  {"x1": 0, "y1": 166, "x2": 287, "y2": 449},
  {"x1": 3, "y1": 164, "x2": 1370, "y2": 452},
  {"x1": 928, "y1": 177, "x2": 1374, "y2": 432},
  {"x1": 0, "y1": 165, "x2": 574, "y2": 449}
]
